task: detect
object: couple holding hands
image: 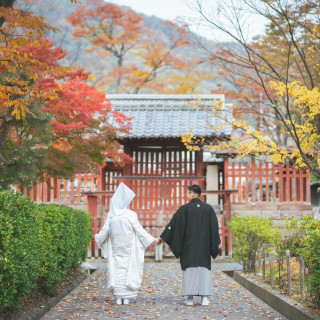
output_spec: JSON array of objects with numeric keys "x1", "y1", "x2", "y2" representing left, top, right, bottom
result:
[{"x1": 95, "y1": 183, "x2": 221, "y2": 306}]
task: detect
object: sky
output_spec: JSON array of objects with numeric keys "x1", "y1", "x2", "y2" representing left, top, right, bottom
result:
[
  {"x1": 109, "y1": 0, "x2": 197, "y2": 23},
  {"x1": 109, "y1": 0, "x2": 268, "y2": 42}
]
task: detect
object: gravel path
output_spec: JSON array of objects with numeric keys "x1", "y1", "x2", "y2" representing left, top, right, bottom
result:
[{"x1": 41, "y1": 261, "x2": 287, "y2": 320}]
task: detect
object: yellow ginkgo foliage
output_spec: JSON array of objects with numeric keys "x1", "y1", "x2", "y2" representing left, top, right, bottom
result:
[{"x1": 181, "y1": 82, "x2": 320, "y2": 178}]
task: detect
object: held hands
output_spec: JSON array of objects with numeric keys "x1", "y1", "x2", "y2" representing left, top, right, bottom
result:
[{"x1": 154, "y1": 238, "x2": 164, "y2": 246}]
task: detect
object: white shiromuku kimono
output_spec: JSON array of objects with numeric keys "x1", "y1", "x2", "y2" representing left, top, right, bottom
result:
[{"x1": 95, "y1": 183, "x2": 155, "y2": 299}]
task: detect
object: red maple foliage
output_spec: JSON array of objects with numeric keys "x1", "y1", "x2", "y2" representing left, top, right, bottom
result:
[
  {"x1": 0, "y1": 5, "x2": 133, "y2": 185},
  {"x1": 43, "y1": 73, "x2": 133, "y2": 177}
]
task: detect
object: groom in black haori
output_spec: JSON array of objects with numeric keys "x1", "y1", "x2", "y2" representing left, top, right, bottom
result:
[{"x1": 160, "y1": 184, "x2": 221, "y2": 306}]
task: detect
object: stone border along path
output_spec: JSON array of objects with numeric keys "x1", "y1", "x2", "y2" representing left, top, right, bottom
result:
[
  {"x1": 41, "y1": 261, "x2": 288, "y2": 320},
  {"x1": 233, "y1": 271, "x2": 320, "y2": 320}
]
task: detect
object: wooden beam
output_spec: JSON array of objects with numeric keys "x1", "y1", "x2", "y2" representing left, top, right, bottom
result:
[{"x1": 120, "y1": 137, "x2": 187, "y2": 147}]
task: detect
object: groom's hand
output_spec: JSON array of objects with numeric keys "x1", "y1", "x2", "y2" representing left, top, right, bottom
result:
[{"x1": 154, "y1": 238, "x2": 163, "y2": 246}]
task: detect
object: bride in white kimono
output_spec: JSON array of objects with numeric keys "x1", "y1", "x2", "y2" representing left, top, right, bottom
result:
[{"x1": 95, "y1": 183, "x2": 157, "y2": 305}]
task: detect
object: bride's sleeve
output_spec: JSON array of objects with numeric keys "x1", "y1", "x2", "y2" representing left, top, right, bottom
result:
[
  {"x1": 94, "y1": 219, "x2": 110, "y2": 249},
  {"x1": 129, "y1": 212, "x2": 155, "y2": 248}
]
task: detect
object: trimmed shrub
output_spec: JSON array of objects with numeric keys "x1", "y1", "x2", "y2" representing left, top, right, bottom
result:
[
  {"x1": 0, "y1": 191, "x2": 40, "y2": 312},
  {"x1": 228, "y1": 216, "x2": 280, "y2": 272},
  {"x1": 36, "y1": 204, "x2": 92, "y2": 293},
  {"x1": 0, "y1": 191, "x2": 93, "y2": 313}
]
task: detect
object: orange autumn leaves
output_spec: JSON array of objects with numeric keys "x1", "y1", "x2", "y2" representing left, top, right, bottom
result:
[
  {"x1": 0, "y1": 4, "x2": 132, "y2": 185},
  {"x1": 67, "y1": 0, "x2": 204, "y2": 94}
]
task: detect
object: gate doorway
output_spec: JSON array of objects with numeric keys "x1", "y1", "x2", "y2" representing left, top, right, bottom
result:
[{"x1": 90, "y1": 145, "x2": 231, "y2": 258}]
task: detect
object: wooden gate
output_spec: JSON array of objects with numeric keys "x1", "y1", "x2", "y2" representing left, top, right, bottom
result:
[
  {"x1": 18, "y1": 147, "x2": 233, "y2": 257},
  {"x1": 88, "y1": 147, "x2": 230, "y2": 258}
]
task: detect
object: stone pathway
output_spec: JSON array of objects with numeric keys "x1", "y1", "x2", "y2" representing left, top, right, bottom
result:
[{"x1": 41, "y1": 261, "x2": 287, "y2": 320}]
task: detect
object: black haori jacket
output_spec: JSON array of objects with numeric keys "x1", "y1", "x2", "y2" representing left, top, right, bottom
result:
[{"x1": 160, "y1": 198, "x2": 221, "y2": 270}]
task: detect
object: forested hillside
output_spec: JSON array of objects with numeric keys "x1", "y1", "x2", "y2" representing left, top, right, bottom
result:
[{"x1": 17, "y1": 0, "x2": 228, "y2": 93}]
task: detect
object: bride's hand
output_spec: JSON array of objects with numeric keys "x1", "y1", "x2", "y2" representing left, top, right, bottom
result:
[{"x1": 154, "y1": 238, "x2": 162, "y2": 246}]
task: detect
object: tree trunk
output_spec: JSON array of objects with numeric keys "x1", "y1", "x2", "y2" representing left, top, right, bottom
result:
[
  {"x1": 0, "y1": 106, "x2": 14, "y2": 162},
  {"x1": 0, "y1": 0, "x2": 15, "y2": 29},
  {"x1": 116, "y1": 56, "x2": 123, "y2": 93}
]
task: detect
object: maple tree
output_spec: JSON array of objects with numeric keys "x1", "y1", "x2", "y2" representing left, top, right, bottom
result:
[
  {"x1": 160, "y1": 59, "x2": 213, "y2": 94},
  {"x1": 0, "y1": 3, "x2": 132, "y2": 188},
  {"x1": 0, "y1": 5, "x2": 58, "y2": 159},
  {"x1": 184, "y1": 0, "x2": 320, "y2": 178},
  {"x1": 43, "y1": 73, "x2": 133, "y2": 179},
  {"x1": 67, "y1": 0, "x2": 192, "y2": 93}
]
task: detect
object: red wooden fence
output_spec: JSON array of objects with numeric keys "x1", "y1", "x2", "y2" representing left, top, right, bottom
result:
[
  {"x1": 224, "y1": 159, "x2": 311, "y2": 203},
  {"x1": 17, "y1": 157, "x2": 311, "y2": 258},
  {"x1": 18, "y1": 160, "x2": 311, "y2": 206},
  {"x1": 17, "y1": 169, "x2": 105, "y2": 204}
]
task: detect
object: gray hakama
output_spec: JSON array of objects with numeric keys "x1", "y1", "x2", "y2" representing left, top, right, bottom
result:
[{"x1": 181, "y1": 267, "x2": 213, "y2": 296}]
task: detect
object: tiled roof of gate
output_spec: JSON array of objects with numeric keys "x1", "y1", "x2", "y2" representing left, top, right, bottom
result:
[{"x1": 108, "y1": 94, "x2": 232, "y2": 138}]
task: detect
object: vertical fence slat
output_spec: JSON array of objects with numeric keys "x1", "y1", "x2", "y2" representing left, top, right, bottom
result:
[
  {"x1": 300, "y1": 257, "x2": 306, "y2": 301},
  {"x1": 279, "y1": 163, "x2": 284, "y2": 202},
  {"x1": 262, "y1": 243, "x2": 266, "y2": 281},
  {"x1": 50, "y1": 178, "x2": 54, "y2": 202},
  {"x1": 63, "y1": 179, "x2": 67, "y2": 203},
  {"x1": 251, "y1": 159, "x2": 256, "y2": 202},
  {"x1": 91, "y1": 169, "x2": 95, "y2": 192},
  {"x1": 286, "y1": 250, "x2": 292, "y2": 296},
  {"x1": 245, "y1": 162, "x2": 249, "y2": 202},
  {"x1": 98, "y1": 167, "x2": 103, "y2": 191},
  {"x1": 76, "y1": 174, "x2": 81, "y2": 203},
  {"x1": 57, "y1": 179, "x2": 61, "y2": 203},
  {"x1": 293, "y1": 165, "x2": 297, "y2": 202},
  {"x1": 84, "y1": 172, "x2": 88, "y2": 203},
  {"x1": 286, "y1": 165, "x2": 291, "y2": 201},
  {"x1": 272, "y1": 163, "x2": 276, "y2": 202},
  {"x1": 259, "y1": 162, "x2": 263, "y2": 202},
  {"x1": 43, "y1": 181, "x2": 48, "y2": 202},
  {"x1": 265, "y1": 162, "x2": 269, "y2": 202},
  {"x1": 29, "y1": 186, "x2": 34, "y2": 201},
  {"x1": 237, "y1": 162, "x2": 242, "y2": 202},
  {"x1": 145, "y1": 151, "x2": 149, "y2": 175},
  {"x1": 306, "y1": 170, "x2": 311, "y2": 202},
  {"x1": 70, "y1": 180, "x2": 74, "y2": 204},
  {"x1": 269, "y1": 253, "x2": 274, "y2": 287},
  {"x1": 224, "y1": 158, "x2": 228, "y2": 189},
  {"x1": 298, "y1": 169, "x2": 303, "y2": 201},
  {"x1": 231, "y1": 162, "x2": 235, "y2": 202},
  {"x1": 36, "y1": 183, "x2": 41, "y2": 202}
]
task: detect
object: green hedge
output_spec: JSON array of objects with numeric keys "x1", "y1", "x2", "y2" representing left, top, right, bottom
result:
[
  {"x1": 0, "y1": 191, "x2": 93, "y2": 313},
  {"x1": 0, "y1": 191, "x2": 40, "y2": 312},
  {"x1": 36, "y1": 204, "x2": 93, "y2": 294}
]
